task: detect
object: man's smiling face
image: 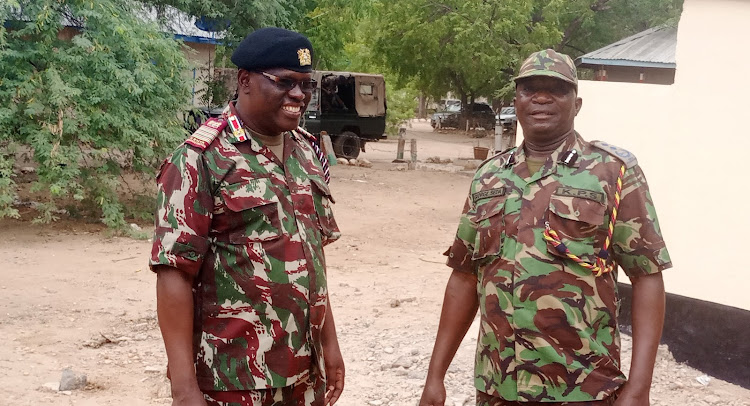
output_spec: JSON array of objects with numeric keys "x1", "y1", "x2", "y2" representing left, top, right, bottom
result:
[
  {"x1": 237, "y1": 68, "x2": 313, "y2": 136},
  {"x1": 514, "y1": 76, "x2": 582, "y2": 145}
]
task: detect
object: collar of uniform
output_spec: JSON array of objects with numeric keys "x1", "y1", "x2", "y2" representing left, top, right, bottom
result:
[
  {"x1": 515, "y1": 132, "x2": 585, "y2": 178},
  {"x1": 552, "y1": 132, "x2": 585, "y2": 169},
  {"x1": 244, "y1": 129, "x2": 292, "y2": 156}
]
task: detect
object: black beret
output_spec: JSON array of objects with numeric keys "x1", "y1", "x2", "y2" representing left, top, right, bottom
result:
[{"x1": 231, "y1": 27, "x2": 314, "y2": 73}]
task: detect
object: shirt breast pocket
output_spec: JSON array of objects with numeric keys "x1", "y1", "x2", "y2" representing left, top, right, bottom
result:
[
  {"x1": 310, "y1": 176, "x2": 337, "y2": 237},
  {"x1": 219, "y1": 179, "x2": 282, "y2": 244},
  {"x1": 470, "y1": 196, "x2": 507, "y2": 261},
  {"x1": 546, "y1": 195, "x2": 606, "y2": 260}
]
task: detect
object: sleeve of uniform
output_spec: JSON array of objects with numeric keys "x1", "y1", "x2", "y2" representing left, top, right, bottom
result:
[
  {"x1": 445, "y1": 196, "x2": 478, "y2": 274},
  {"x1": 149, "y1": 146, "x2": 214, "y2": 276},
  {"x1": 612, "y1": 164, "x2": 672, "y2": 279}
]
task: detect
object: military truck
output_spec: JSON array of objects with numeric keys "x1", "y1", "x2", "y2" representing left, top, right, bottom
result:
[{"x1": 303, "y1": 71, "x2": 387, "y2": 159}]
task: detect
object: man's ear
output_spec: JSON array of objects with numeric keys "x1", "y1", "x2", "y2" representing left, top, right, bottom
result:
[
  {"x1": 237, "y1": 69, "x2": 252, "y2": 94},
  {"x1": 575, "y1": 97, "x2": 583, "y2": 115}
]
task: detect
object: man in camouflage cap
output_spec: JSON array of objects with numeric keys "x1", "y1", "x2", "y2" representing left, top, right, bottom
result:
[
  {"x1": 420, "y1": 49, "x2": 671, "y2": 406},
  {"x1": 151, "y1": 27, "x2": 344, "y2": 406}
]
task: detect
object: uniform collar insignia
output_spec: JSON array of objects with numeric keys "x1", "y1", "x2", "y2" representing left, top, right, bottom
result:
[
  {"x1": 226, "y1": 102, "x2": 248, "y2": 143},
  {"x1": 504, "y1": 152, "x2": 516, "y2": 168},
  {"x1": 547, "y1": 133, "x2": 584, "y2": 169},
  {"x1": 558, "y1": 149, "x2": 579, "y2": 167}
]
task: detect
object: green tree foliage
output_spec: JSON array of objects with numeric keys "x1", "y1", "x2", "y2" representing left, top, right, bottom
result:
[
  {"x1": 370, "y1": 0, "x2": 683, "y2": 103},
  {"x1": 145, "y1": 0, "x2": 372, "y2": 70},
  {"x1": 296, "y1": 0, "x2": 372, "y2": 70},
  {"x1": 340, "y1": 13, "x2": 419, "y2": 135},
  {"x1": 383, "y1": 80, "x2": 419, "y2": 136},
  {"x1": 0, "y1": 0, "x2": 190, "y2": 226},
  {"x1": 370, "y1": 0, "x2": 553, "y2": 106},
  {"x1": 143, "y1": 0, "x2": 298, "y2": 44},
  {"x1": 560, "y1": 0, "x2": 683, "y2": 54}
]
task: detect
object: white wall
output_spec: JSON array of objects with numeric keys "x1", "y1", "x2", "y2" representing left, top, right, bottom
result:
[
  {"x1": 183, "y1": 42, "x2": 214, "y2": 107},
  {"x1": 570, "y1": 0, "x2": 750, "y2": 310}
]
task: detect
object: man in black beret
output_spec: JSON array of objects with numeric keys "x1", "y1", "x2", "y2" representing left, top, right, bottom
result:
[{"x1": 152, "y1": 27, "x2": 344, "y2": 406}]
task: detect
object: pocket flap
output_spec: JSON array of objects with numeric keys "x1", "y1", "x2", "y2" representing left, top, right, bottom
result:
[
  {"x1": 471, "y1": 196, "x2": 507, "y2": 222},
  {"x1": 548, "y1": 195, "x2": 605, "y2": 226},
  {"x1": 470, "y1": 196, "x2": 508, "y2": 261},
  {"x1": 221, "y1": 178, "x2": 279, "y2": 212},
  {"x1": 218, "y1": 179, "x2": 281, "y2": 243}
]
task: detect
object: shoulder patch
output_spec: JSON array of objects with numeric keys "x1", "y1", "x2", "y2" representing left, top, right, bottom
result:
[
  {"x1": 185, "y1": 118, "x2": 227, "y2": 150},
  {"x1": 591, "y1": 140, "x2": 638, "y2": 169},
  {"x1": 478, "y1": 146, "x2": 516, "y2": 170}
]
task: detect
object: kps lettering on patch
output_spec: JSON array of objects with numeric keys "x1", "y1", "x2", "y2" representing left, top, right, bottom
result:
[{"x1": 554, "y1": 187, "x2": 605, "y2": 204}]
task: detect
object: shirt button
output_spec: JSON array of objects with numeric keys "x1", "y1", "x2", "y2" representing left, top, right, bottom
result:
[
  {"x1": 574, "y1": 210, "x2": 580, "y2": 216},
  {"x1": 449, "y1": 253, "x2": 454, "y2": 258},
  {"x1": 482, "y1": 210, "x2": 487, "y2": 216}
]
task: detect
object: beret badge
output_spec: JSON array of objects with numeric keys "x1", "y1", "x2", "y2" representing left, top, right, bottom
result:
[{"x1": 297, "y1": 48, "x2": 312, "y2": 66}]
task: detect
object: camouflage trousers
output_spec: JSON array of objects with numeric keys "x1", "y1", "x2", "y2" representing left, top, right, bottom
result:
[
  {"x1": 476, "y1": 390, "x2": 618, "y2": 406},
  {"x1": 203, "y1": 371, "x2": 325, "y2": 406}
]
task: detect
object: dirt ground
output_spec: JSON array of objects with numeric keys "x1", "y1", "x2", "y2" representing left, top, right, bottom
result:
[{"x1": 1, "y1": 121, "x2": 747, "y2": 406}]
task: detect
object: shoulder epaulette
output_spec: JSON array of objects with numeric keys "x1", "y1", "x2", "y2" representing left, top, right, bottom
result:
[
  {"x1": 591, "y1": 140, "x2": 638, "y2": 169},
  {"x1": 292, "y1": 126, "x2": 318, "y2": 145},
  {"x1": 478, "y1": 146, "x2": 516, "y2": 170},
  {"x1": 185, "y1": 118, "x2": 227, "y2": 150}
]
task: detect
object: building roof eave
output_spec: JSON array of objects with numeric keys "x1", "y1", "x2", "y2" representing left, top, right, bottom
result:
[
  {"x1": 576, "y1": 58, "x2": 676, "y2": 69},
  {"x1": 174, "y1": 34, "x2": 221, "y2": 45}
]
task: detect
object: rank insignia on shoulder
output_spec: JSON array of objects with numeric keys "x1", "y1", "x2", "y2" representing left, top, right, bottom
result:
[
  {"x1": 591, "y1": 141, "x2": 638, "y2": 169},
  {"x1": 186, "y1": 118, "x2": 227, "y2": 150}
]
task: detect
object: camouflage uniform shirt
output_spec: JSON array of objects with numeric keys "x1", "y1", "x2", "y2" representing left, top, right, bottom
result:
[
  {"x1": 150, "y1": 112, "x2": 340, "y2": 391},
  {"x1": 446, "y1": 133, "x2": 671, "y2": 402}
]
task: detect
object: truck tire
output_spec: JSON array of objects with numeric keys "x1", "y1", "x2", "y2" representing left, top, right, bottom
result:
[{"x1": 333, "y1": 131, "x2": 361, "y2": 159}]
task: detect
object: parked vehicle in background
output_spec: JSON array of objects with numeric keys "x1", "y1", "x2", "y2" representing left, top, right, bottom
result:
[
  {"x1": 430, "y1": 103, "x2": 461, "y2": 128},
  {"x1": 497, "y1": 106, "x2": 516, "y2": 127},
  {"x1": 431, "y1": 102, "x2": 495, "y2": 130},
  {"x1": 303, "y1": 71, "x2": 387, "y2": 159},
  {"x1": 439, "y1": 98, "x2": 461, "y2": 111},
  {"x1": 184, "y1": 73, "x2": 387, "y2": 160}
]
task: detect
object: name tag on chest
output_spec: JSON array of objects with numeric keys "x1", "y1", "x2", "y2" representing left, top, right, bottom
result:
[
  {"x1": 472, "y1": 187, "x2": 506, "y2": 203},
  {"x1": 554, "y1": 187, "x2": 605, "y2": 204}
]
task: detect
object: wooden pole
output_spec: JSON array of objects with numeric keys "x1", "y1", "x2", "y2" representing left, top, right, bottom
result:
[
  {"x1": 408, "y1": 138, "x2": 417, "y2": 170},
  {"x1": 494, "y1": 121, "x2": 503, "y2": 153},
  {"x1": 396, "y1": 138, "x2": 405, "y2": 161},
  {"x1": 320, "y1": 131, "x2": 337, "y2": 165}
]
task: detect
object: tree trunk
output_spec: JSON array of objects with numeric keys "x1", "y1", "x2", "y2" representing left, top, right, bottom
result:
[
  {"x1": 459, "y1": 92, "x2": 469, "y2": 130},
  {"x1": 418, "y1": 92, "x2": 427, "y2": 119}
]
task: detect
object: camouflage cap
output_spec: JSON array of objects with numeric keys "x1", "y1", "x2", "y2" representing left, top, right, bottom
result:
[{"x1": 514, "y1": 49, "x2": 578, "y2": 88}]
